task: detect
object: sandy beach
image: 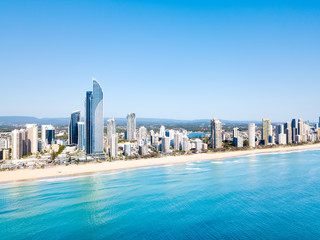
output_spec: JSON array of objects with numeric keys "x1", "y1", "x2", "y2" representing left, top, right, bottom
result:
[{"x1": 1, "y1": 143, "x2": 320, "y2": 183}]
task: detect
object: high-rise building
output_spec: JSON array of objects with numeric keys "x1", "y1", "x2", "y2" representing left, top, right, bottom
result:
[
  {"x1": 78, "y1": 122, "x2": 85, "y2": 150},
  {"x1": 126, "y1": 113, "x2": 136, "y2": 141},
  {"x1": 26, "y1": 124, "x2": 38, "y2": 154},
  {"x1": 174, "y1": 131, "x2": 182, "y2": 150},
  {"x1": 150, "y1": 130, "x2": 155, "y2": 144},
  {"x1": 138, "y1": 126, "x2": 147, "y2": 140},
  {"x1": 275, "y1": 124, "x2": 284, "y2": 143},
  {"x1": 85, "y1": 79, "x2": 104, "y2": 155},
  {"x1": 284, "y1": 122, "x2": 292, "y2": 144},
  {"x1": 123, "y1": 143, "x2": 131, "y2": 156},
  {"x1": 182, "y1": 136, "x2": 190, "y2": 152},
  {"x1": 11, "y1": 129, "x2": 21, "y2": 160},
  {"x1": 248, "y1": 123, "x2": 256, "y2": 148},
  {"x1": 234, "y1": 137, "x2": 243, "y2": 148},
  {"x1": 210, "y1": 118, "x2": 222, "y2": 149},
  {"x1": 159, "y1": 125, "x2": 165, "y2": 137},
  {"x1": 162, "y1": 136, "x2": 170, "y2": 153},
  {"x1": 195, "y1": 139, "x2": 203, "y2": 151},
  {"x1": 11, "y1": 129, "x2": 28, "y2": 160},
  {"x1": 262, "y1": 119, "x2": 272, "y2": 144},
  {"x1": 107, "y1": 118, "x2": 116, "y2": 147},
  {"x1": 68, "y1": 111, "x2": 80, "y2": 145},
  {"x1": 233, "y1": 128, "x2": 239, "y2": 138},
  {"x1": 41, "y1": 125, "x2": 55, "y2": 146},
  {"x1": 109, "y1": 134, "x2": 118, "y2": 158}
]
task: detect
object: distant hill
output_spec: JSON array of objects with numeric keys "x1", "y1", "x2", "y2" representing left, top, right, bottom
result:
[{"x1": 0, "y1": 116, "x2": 261, "y2": 126}]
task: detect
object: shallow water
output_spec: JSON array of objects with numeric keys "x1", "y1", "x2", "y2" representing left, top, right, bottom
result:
[{"x1": 1, "y1": 150, "x2": 320, "y2": 239}]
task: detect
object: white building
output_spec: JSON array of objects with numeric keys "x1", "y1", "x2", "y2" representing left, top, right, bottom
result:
[
  {"x1": 109, "y1": 134, "x2": 118, "y2": 158},
  {"x1": 195, "y1": 139, "x2": 203, "y2": 152},
  {"x1": 124, "y1": 142, "x2": 131, "y2": 156},
  {"x1": 107, "y1": 118, "x2": 116, "y2": 147},
  {"x1": 138, "y1": 126, "x2": 147, "y2": 140},
  {"x1": 174, "y1": 131, "x2": 182, "y2": 150},
  {"x1": 182, "y1": 136, "x2": 191, "y2": 152},
  {"x1": 248, "y1": 123, "x2": 256, "y2": 148},
  {"x1": 126, "y1": 113, "x2": 136, "y2": 141},
  {"x1": 159, "y1": 125, "x2": 165, "y2": 137},
  {"x1": 26, "y1": 124, "x2": 38, "y2": 154},
  {"x1": 162, "y1": 136, "x2": 170, "y2": 153}
]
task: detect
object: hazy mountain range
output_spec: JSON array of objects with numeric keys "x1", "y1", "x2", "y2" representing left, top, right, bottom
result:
[{"x1": 0, "y1": 116, "x2": 261, "y2": 126}]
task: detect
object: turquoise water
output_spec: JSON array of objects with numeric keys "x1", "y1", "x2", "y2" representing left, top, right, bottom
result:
[
  {"x1": 187, "y1": 132, "x2": 208, "y2": 138},
  {"x1": 1, "y1": 150, "x2": 320, "y2": 239}
]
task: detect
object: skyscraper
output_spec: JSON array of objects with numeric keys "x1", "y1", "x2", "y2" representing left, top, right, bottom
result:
[
  {"x1": 109, "y1": 134, "x2": 118, "y2": 158},
  {"x1": 211, "y1": 118, "x2": 222, "y2": 149},
  {"x1": 41, "y1": 125, "x2": 55, "y2": 147},
  {"x1": 248, "y1": 123, "x2": 256, "y2": 148},
  {"x1": 262, "y1": 119, "x2": 272, "y2": 144},
  {"x1": 68, "y1": 111, "x2": 80, "y2": 145},
  {"x1": 78, "y1": 122, "x2": 85, "y2": 150},
  {"x1": 138, "y1": 126, "x2": 147, "y2": 140},
  {"x1": 284, "y1": 122, "x2": 292, "y2": 144},
  {"x1": 107, "y1": 118, "x2": 116, "y2": 146},
  {"x1": 11, "y1": 129, "x2": 21, "y2": 160},
  {"x1": 26, "y1": 124, "x2": 38, "y2": 154},
  {"x1": 85, "y1": 79, "x2": 104, "y2": 155},
  {"x1": 126, "y1": 113, "x2": 136, "y2": 141}
]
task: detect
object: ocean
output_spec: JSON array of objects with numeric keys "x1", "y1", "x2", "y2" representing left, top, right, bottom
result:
[{"x1": 1, "y1": 150, "x2": 320, "y2": 239}]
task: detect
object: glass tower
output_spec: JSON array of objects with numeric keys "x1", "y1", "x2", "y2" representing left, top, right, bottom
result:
[
  {"x1": 85, "y1": 79, "x2": 104, "y2": 154},
  {"x1": 68, "y1": 111, "x2": 80, "y2": 145}
]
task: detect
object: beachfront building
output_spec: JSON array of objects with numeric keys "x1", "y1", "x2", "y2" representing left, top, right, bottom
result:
[
  {"x1": 210, "y1": 118, "x2": 222, "y2": 149},
  {"x1": 284, "y1": 122, "x2": 292, "y2": 144},
  {"x1": 85, "y1": 79, "x2": 104, "y2": 155},
  {"x1": 123, "y1": 143, "x2": 131, "y2": 156},
  {"x1": 182, "y1": 136, "x2": 191, "y2": 152},
  {"x1": 138, "y1": 126, "x2": 147, "y2": 140},
  {"x1": 162, "y1": 136, "x2": 170, "y2": 153},
  {"x1": 26, "y1": 124, "x2": 38, "y2": 154},
  {"x1": 109, "y1": 134, "x2": 118, "y2": 158},
  {"x1": 159, "y1": 125, "x2": 165, "y2": 137},
  {"x1": 174, "y1": 131, "x2": 182, "y2": 150},
  {"x1": 41, "y1": 125, "x2": 55, "y2": 147},
  {"x1": 248, "y1": 123, "x2": 256, "y2": 148},
  {"x1": 107, "y1": 118, "x2": 116, "y2": 147},
  {"x1": 262, "y1": 119, "x2": 272, "y2": 144},
  {"x1": 78, "y1": 122, "x2": 85, "y2": 150},
  {"x1": 195, "y1": 139, "x2": 202, "y2": 152},
  {"x1": 68, "y1": 111, "x2": 81, "y2": 145},
  {"x1": 234, "y1": 137, "x2": 243, "y2": 148},
  {"x1": 126, "y1": 113, "x2": 136, "y2": 141}
]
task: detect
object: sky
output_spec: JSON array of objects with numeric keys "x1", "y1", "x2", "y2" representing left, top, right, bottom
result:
[{"x1": 0, "y1": 0, "x2": 319, "y2": 122}]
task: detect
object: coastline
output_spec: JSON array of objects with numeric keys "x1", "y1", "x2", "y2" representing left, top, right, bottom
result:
[{"x1": 1, "y1": 143, "x2": 320, "y2": 184}]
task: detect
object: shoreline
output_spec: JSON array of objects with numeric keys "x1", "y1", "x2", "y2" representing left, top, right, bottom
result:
[{"x1": 1, "y1": 143, "x2": 320, "y2": 184}]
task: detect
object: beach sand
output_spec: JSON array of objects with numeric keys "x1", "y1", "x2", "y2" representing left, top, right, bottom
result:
[{"x1": 1, "y1": 143, "x2": 320, "y2": 183}]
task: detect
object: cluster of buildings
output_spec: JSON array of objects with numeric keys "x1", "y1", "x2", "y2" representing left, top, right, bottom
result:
[
  {"x1": 209, "y1": 118, "x2": 320, "y2": 150},
  {"x1": 1, "y1": 79, "x2": 320, "y2": 169}
]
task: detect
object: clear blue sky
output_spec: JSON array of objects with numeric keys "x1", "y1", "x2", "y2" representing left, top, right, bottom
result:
[{"x1": 1, "y1": 0, "x2": 319, "y2": 122}]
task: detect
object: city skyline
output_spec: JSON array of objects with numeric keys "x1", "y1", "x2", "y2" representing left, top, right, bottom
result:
[{"x1": 1, "y1": 1, "x2": 320, "y2": 121}]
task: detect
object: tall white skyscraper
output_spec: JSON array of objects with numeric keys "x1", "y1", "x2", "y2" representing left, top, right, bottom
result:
[
  {"x1": 26, "y1": 124, "x2": 38, "y2": 154},
  {"x1": 109, "y1": 134, "x2": 118, "y2": 158},
  {"x1": 211, "y1": 118, "x2": 222, "y2": 149},
  {"x1": 126, "y1": 113, "x2": 136, "y2": 141},
  {"x1": 159, "y1": 125, "x2": 165, "y2": 137},
  {"x1": 11, "y1": 129, "x2": 21, "y2": 160},
  {"x1": 107, "y1": 118, "x2": 116, "y2": 146},
  {"x1": 174, "y1": 131, "x2": 182, "y2": 150},
  {"x1": 138, "y1": 126, "x2": 147, "y2": 140},
  {"x1": 162, "y1": 136, "x2": 170, "y2": 153},
  {"x1": 182, "y1": 136, "x2": 190, "y2": 152},
  {"x1": 248, "y1": 123, "x2": 256, "y2": 148}
]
